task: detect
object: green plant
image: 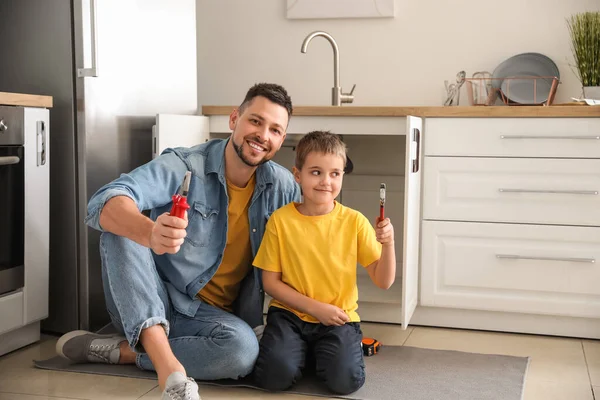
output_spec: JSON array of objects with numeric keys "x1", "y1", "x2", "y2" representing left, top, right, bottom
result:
[{"x1": 567, "y1": 11, "x2": 600, "y2": 87}]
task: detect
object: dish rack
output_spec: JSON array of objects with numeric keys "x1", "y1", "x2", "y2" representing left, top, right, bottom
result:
[{"x1": 465, "y1": 76, "x2": 559, "y2": 106}]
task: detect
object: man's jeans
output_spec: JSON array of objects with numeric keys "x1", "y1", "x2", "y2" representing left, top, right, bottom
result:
[{"x1": 99, "y1": 232, "x2": 259, "y2": 380}]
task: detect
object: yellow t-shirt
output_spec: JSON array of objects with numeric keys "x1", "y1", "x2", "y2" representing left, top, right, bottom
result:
[
  {"x1": 253, "y1": 201, "x2": 382, "y2": 323},
  {"x1": 197, "y1": 175, "x2": 255, "y2": 311}
]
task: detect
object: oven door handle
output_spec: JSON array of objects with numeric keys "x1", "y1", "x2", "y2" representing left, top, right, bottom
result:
[{"x1": 0, "y1": 156, "x2": 20, "y2": 166}]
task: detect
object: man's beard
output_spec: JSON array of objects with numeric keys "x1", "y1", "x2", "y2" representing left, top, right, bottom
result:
[{"x1": 232, "y1": 138, "x2": 270, "y2": 167}]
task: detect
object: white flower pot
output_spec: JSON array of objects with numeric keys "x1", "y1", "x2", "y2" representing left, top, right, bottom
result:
[{"x1": 583, "y1": 86, "x2": 600, "y2": 100}]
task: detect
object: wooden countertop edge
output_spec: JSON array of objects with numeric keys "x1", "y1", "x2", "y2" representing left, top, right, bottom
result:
[
  {"x1": 202, "y1": 105, "x2": 600, "y2": 118},
  {"x1": 0, "y1": 92, "x2": 53, "y2": 108}
]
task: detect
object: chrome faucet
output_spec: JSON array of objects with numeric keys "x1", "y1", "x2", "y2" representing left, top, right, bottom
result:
[{"x1": 301, "y1": 31, "x2": 355, "y2": 106}]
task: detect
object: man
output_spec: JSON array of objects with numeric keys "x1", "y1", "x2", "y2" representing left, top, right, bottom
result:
[{"x1": 56, "y1": 83, "x2": 300, "y2": 400}]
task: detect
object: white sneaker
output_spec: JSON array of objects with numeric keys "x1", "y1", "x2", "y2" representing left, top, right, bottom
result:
[{"x1": 162, "y1": 371, "x2": 201, "y2": 400}]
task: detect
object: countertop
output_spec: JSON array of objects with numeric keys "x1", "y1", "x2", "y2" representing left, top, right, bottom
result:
[
  {"x1": 202, "y1": 105, "x2": 600, "y2": 118},
  {"x1": 0, "y1": 92, "x2": 53, "y2": 108}
]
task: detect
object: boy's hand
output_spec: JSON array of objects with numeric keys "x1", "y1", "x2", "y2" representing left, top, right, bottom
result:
[
  {"x1": 312, "y1": 303, "x2": 350, "y2": 326},
  {"x1": 375, "y1": 217, "x2": 394, "y2": 245}
]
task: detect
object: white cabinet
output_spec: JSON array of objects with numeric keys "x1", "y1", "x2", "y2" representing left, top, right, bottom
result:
[
  {"x1": 162, "y1": 112, "x2": 600, "y2": 338},
  {"x1": 187, "y1": 113, "x2": 424, "y2": 328},
  {"x1": 23, "y1": 107, "x2": 50, "y2": 324},
  {"x1": 422, "y1": 157, "x2": 600, "y2": 226},
  {"x1": 421, "y1": 220, "x2": 600, "y2": 318},
  {"x1": 281, "y1": 116, "x2": 423, "y2": 328},
  {"x1": 152, "y1": 114, "x2": 210, "y2": 158},
  {"x1": 424, "y1": 118, "x2": 600, "y2": 158},
  {"x1": 0, "y1": 106, "x2": 50, "y2": 356},
  {"x1": 417, "y1": 117, "x2": 600, "y2": 339},
  {"x1": 0, "y1": 292, "x2": 24, "y2": 335}
]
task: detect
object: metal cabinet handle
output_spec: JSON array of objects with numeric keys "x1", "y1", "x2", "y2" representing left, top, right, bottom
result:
[
  {"x1": 0, "y1": 156, "x2": 20, "y2": 166},
  {"x1": 412, "y1": 128, "x2": 420, "y2": 173},
  {"x1": 498, "y1": 188, "x2": 598, "y2": 195},
  {"x1": 496, "y1": 254, "x2": 595, "y2": 263},
  {"x1": 500, "y1": 135, "x2": 600, "y2": 140},
  {"x1": 37, "y1": 121, "x2": 46, "y2": 166},
  {"x1": 77, "y1": 0, "x2": 99, "y2": 77}
]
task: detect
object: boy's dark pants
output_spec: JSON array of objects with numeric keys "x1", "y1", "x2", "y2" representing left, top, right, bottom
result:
[{"x1": 253, "y1": 307, "x2": 366, "y2": 395}]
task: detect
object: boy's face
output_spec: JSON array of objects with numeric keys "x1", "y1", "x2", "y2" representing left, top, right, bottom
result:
[{"x1": 294, "y1": 151, "x2": 345, "y2": 207}]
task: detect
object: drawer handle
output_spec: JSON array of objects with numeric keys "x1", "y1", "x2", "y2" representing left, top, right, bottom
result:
[
  {"x1": 496, "y1": 254, "x2": 595, "y2": 263},
  {"x1": 0, "y1": 156, "x2": 20, "y2": 166},
  {"x1": 500, "y1": 135, "x2": 600, "y2": 140},
  {"x1": 498, "y1": 188, "x2": 598, "y2": 195}
]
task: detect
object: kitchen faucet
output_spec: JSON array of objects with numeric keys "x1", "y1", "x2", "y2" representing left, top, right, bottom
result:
[{"x1": 301, "y1": 31, "x2": 355, "y2": 106}]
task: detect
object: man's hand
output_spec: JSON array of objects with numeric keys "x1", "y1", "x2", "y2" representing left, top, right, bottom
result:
[
  {"x1": 149, "y1": 212, "x2": 188, "y2": 255},
  {"x1": 375, "y1": 217, "x2": 394, "y2": 245},
  {"x1": 311, "y1": 303, "x2": 350, "y2": 326}
]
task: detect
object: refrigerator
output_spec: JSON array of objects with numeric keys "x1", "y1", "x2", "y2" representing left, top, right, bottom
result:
[{"x1": 0, "y1": 0, "x2": 198, "y2": 333}]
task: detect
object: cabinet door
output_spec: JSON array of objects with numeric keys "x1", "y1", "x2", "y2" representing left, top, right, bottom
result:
[
  {"x1": 152, "y1": 114, "x2": 210, "y2": 158},
  {"x1": 401, "y1": 116, "x2": 422, "y2": 328}
]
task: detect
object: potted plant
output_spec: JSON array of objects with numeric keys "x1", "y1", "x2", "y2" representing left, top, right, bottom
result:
[{"x1": 567, "y1": 11, "x2": 600, "y2": 99}]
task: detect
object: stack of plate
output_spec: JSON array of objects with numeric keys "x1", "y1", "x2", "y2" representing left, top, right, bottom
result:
[{"x1": 492, "y1": 52, "x2": 560, "y2": 105}]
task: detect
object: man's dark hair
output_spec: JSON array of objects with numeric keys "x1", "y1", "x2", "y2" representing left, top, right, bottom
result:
[{"x1": 238, "y1": 83, "x2": 293, "y2": 118}]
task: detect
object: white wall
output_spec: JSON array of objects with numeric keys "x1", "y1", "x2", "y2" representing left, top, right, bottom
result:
[{"x1": 196, "y1": 0, "x2": 600, "y2": 108}]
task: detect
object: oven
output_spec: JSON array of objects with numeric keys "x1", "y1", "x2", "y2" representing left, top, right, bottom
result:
[{"x1": 0, "y1": 106, "x2": 25, "y2": 295}]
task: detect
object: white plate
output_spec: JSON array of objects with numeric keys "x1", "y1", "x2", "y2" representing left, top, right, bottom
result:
[{"x1": 571, "y1": 97, "x2": 600, "y2": 106}]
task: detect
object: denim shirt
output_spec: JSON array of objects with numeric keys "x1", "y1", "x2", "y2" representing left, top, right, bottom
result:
[{"x1": 85, "y1": 138, "x2": 301, "y2": 328}]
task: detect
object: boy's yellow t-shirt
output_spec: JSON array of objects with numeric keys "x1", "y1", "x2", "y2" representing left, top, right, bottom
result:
[
  {"x1": 253, "y1": 201, "x2": 382, "y2": 323},
  {"x1": 197, "y1": 175, "x2": 255, "y2": 311}
]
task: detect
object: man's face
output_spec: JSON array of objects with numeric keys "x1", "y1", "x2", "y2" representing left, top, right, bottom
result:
[{"x1": 229, "y1": 96, "x2": 288, "y2": 167}]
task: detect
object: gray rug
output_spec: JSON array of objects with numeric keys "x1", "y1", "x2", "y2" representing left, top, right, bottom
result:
[{"x1": 34, "y1": 340, "x2": 529, "y2": 400}]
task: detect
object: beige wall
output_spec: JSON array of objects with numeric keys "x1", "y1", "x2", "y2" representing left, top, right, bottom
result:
[{"x1": 196, "y1": 0, "x2": 600, "y2": 107}]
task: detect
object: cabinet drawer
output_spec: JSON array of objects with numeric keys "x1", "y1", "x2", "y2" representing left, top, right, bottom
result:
[
  {"x1": 420, "y1": 221, "x2": 600, "y2": 318},
  {"x1": 424, "y1": 118, "x2": 600, "y2": 158},
  {"x1": 0, "y1": 291, "x2": 24, "y2": 335},
  {"x1": 423, "y1": 157, "x2": 600, "y2": 226}
]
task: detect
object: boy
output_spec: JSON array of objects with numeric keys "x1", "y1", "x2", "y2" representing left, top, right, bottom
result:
[{"x1": 252, "y1": 131, "x2": 396, "y2": 395}]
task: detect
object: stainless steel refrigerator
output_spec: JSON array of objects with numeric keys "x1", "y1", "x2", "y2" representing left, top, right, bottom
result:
[{"x1": 0, "y1": 0, "x2": 198, "y2": 333}]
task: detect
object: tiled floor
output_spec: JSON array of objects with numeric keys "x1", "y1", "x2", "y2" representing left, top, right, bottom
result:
[{"x1": 0, "y1": 323, "x2": 597, "y2": 400}]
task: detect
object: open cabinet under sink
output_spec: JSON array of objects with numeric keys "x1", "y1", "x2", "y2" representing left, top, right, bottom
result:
[{"x1": 153, "y1": 113, "x2": 423, "y2": 329}]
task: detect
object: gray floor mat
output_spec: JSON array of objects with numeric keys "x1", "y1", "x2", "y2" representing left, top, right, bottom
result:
[{"x1": 35, "y1": 343, "x2": 529, "y2": 400}]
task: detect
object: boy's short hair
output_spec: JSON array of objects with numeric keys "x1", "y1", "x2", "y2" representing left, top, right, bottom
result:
[
  {"x1": 238, "y1": 83, "x2": 293, "y2": 119},
  {"x1": 295, "y1": 131, "x2": 347, "y2": 170}
]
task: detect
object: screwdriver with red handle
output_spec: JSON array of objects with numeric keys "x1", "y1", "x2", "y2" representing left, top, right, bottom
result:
[
  {"x1": 379, "y1": 183, "x2": 386, "y2": 220},
  {"x1": 170, "y1": 171, "x2": 191, "y2": 219}
]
